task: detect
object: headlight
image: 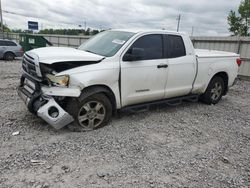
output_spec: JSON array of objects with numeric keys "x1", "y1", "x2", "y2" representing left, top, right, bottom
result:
[{"x1": 46, "y1": 74, "x2": 69, "y2": 86}]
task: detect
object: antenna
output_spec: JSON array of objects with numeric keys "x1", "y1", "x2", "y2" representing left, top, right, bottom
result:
[
  {"x1": 191, "y1": 26, "x2": 194, "y2": 36},
  {"x1": 176, "y1": 14, "x2": 181, "y2": 32}
]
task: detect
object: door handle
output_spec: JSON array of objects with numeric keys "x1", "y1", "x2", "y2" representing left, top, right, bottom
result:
[{"x1": 157, "y1": 64, "x2": 168, "y2": 68}]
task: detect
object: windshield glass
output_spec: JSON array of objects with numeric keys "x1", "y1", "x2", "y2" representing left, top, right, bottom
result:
[{"x1": 78, "y1": 31, "x2": 135, "y2": 57}]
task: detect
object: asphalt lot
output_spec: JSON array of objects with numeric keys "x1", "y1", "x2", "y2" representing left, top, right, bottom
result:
[{"x1": 0, "y1": 60, "x2": 249, "y2": 188}]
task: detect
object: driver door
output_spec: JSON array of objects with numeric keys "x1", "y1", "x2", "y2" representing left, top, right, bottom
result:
[{"x1": 120, "y1": 34, "x2": 169, "y2": 107}]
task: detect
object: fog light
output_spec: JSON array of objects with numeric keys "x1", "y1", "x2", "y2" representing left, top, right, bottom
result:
[{"x1": 48, "y1": 106, "x2": 59, "y2": 118}]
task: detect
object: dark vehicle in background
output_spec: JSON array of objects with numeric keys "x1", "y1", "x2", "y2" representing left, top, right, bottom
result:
[{"x1": 0, "y1": 39, "x2": 23, "y2": 61}]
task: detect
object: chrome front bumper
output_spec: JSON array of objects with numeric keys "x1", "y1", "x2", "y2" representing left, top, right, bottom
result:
[{"x1": 18, "y1": 75, "x2": 74, "y2": 130}]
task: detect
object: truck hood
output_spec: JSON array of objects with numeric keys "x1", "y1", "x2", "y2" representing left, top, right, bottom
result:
[{"x1": 26, "y1": 47, "x2": 105, "y2": 64}]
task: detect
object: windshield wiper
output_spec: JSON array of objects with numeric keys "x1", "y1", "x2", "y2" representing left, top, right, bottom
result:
[
  {"x1": 84, "y1": 50, "x2": 99, "y2": 55},
  {"x1": 84, "y1": 49, "x2": 107, "y2": 57}
]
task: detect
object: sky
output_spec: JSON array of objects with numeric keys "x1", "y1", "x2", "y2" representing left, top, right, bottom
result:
[{"x1": 2, "y1": 0, "x2": 242, "y2": 36}]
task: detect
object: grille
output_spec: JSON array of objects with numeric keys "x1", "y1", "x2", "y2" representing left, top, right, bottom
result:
[{"x1": 22, "y1": 54, "x2": 40, "y2": 79}]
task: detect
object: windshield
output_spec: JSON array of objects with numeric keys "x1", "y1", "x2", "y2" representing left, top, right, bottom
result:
[{"x1": 78, "y1": 31, "x2": 135, "y2": 57}]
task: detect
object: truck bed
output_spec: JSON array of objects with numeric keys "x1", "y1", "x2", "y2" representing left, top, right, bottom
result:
[
  {"x1": 195, "y1": 49, "x2": 239, "y2": 58},
  {"x1": 192, "y1": 49, "x2": 239, "y2": 95}
]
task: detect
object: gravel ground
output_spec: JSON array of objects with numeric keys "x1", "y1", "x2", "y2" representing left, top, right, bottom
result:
[{"x1": 0, "y1": 60, "x2": 250, "y2": 188}]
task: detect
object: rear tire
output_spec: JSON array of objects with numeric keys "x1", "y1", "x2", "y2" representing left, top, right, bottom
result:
[
  {"x1": 200, "y1": 76, "x2": 225, "y2": 105},
  {"x1": 67, "y1": 93, "x2": 112, "y2": 132},
  {"x1": 4, "y1": 52, "x2": 15, "y2": 61}
]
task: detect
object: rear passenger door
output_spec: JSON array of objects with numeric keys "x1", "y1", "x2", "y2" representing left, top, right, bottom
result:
[
  {"x1": 164, "y1": 35, "x2": 196, "y2": 98},
  {"x1": 5, "y1": 41, "x2": 17, "y2": 51}
]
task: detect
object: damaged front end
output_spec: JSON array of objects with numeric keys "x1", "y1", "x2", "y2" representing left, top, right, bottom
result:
[
  {"x1": 17, "y1": 53, "x2": 82, "y2": 129},
  {"x1": 18, "y1": 75, "x2": 74, "y2": 129}
]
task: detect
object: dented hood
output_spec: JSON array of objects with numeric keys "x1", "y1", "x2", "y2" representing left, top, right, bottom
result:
[{"x1": 26, "y1": 47, "x2": 105, "y2": 64}]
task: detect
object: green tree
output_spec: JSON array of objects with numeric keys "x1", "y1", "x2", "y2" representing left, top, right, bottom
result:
[
  {"x1": 38, "y1": 28, "x2": 99, "y2": 36},
  {"x1": 0, "y1": 23, "x2": 11, "y2": 32},
  {"x1": 228, "y1": 0, "x2": 250, "y2": 36},
  {"x1": 85, "y1": 28, "x2": 91, "y2": 35},
  {"x1": 91, "y1": 29, "x2": 99, "y2": 35},
  {"x1": 228, "y1": 11, "x2": 243, "y2": 35},
  {"x1": 239, "y1": 0, "x2": 250, "y2": 35}
]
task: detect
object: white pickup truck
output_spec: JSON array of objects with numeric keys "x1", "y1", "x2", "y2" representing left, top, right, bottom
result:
[{"x1": 18, "y1": 29, "x2": 241, "y2": 131}]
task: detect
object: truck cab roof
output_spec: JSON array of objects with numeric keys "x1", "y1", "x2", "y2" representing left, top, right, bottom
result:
[{"x1": 111, "y1": 29, "x2": 186, "y2": 35}]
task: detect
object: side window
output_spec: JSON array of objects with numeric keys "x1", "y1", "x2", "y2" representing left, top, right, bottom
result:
[
  {"x1": 124, "y1": 34, "x2": 163, "y2": 61},
  {"x1": 0, "y1": 40, "x2": 6, "y2": 46},
  {"x1": 165, "y1": 35, "x2": 186, "y2": 58},
  {"x1": 5, "y1": 41, "x2": 17, "y2": 46}
]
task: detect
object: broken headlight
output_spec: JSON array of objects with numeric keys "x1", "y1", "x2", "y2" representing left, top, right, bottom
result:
[{"x1": 46, "y1": 74, "x2": 69, "y2": 86}]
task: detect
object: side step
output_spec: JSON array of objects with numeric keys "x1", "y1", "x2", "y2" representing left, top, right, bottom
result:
[{"x1": 121, "y1": 94, "x2": 199, "y2": 113}]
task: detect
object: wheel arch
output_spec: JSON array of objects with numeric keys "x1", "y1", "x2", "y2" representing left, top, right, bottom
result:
[
  {"x1": 79, "y1": 85, "x2": 117, "y2": 115},
  {"x1": 4, "y1": 51, "x2": 16, "y2": 57},
  {"x1": 3, "y1": 51, "x2": 16, "y2": 61},
  {"x1": 210, "y1": 71, "x2": 229, "y2": 95}
]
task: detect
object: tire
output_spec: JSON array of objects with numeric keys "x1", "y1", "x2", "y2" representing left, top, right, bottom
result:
[
  {"x1": 4, "y1": 52, "x2": 15, "y2": 61},
  {"x1": 200, "y1": 76, "x2": 225, "y2": 105},
  {"x1": 67, "y1": 93, "x2": 112, "y2": 132}
]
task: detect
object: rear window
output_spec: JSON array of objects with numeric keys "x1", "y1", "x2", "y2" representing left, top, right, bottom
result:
[{"x1": 165, "y1": 35, "x2": 186, "y2": 58}]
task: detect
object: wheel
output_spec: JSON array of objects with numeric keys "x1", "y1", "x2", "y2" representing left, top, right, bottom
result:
[
  {"x1": 67, "y1": 93, "x2": 112, "y2": 132},
  {"x1": 4, "y1": 52, "x2": 15, "y2": 61},
  {"x1": 200, "y1": 76, "x2": 225, "y2": 104}
]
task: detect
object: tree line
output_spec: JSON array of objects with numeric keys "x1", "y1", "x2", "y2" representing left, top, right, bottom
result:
[{"x1": 11, "y1": 28, "x2": 101, "y2": 36}]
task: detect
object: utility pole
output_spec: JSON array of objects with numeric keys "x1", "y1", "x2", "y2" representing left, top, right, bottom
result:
[
  {"x1": 84, "y1": 20, "x2": 86, "y2": 31},
  {"x1": 0, "y1": 0, "x2": 4, "y2": 33},
  {"x1": 176, "y1": 14, "x2": 181, "y2": 32}
]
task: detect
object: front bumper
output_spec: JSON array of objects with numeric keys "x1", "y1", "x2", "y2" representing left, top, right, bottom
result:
[
  {"x1": 17, "y1": 74, "x2": 74, "y2": 130},
  {"x1": 37, "y1": 98, "x2": 74, "y2": 130}
]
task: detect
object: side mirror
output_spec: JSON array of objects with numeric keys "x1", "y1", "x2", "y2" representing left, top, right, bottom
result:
[{"x1": 123, "y1": 47, "x2": 145, "y2": 61}]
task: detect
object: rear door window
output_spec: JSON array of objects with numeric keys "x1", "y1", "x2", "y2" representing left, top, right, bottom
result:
[
  {"x1": 5, "y1": 41, "x2": 17, "y2": 46},
  {"x1": 0, "y1": 40, "x2": 17, "y2": 46},
  {"x1": 164, "y1": 35, "x2": 186, "y2": 58}
]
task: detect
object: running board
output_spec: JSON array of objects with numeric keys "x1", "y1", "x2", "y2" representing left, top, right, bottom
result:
[{"x1": 121, "y1": 94, "x2": 199, "y2": 113}]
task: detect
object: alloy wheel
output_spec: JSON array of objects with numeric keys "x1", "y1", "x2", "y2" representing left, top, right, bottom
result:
[{"x1": 77, "y1": 101, "x2": 106, "y2": 130}]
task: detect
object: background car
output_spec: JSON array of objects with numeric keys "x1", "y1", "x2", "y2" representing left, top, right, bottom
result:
[{"x1": 0, "y1": 39, "x2": 23, "y2": 61}]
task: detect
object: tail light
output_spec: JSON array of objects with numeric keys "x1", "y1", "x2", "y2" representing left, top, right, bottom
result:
[
  {"x1": 236, "y1": 58, "x2": 242, "y2": 67},
  {"x1": 20, "y1": 47, "x2": 24, "y2": 56}
]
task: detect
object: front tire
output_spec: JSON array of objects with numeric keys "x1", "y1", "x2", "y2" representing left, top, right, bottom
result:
[
  {"x1": 200, "y1": 76, "x2": 225, "y2": 104},
  {"x1": 67, "y1": 93, "x2": 112, "y2": 132}
]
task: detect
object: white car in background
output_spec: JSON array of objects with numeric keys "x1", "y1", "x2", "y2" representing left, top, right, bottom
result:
[
  {"x1": 0, "y1": 39, "x2": 23, "y2": 60},
  {"x1": 17, "y1": 29, "x2": 241, "y2": 131}
]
